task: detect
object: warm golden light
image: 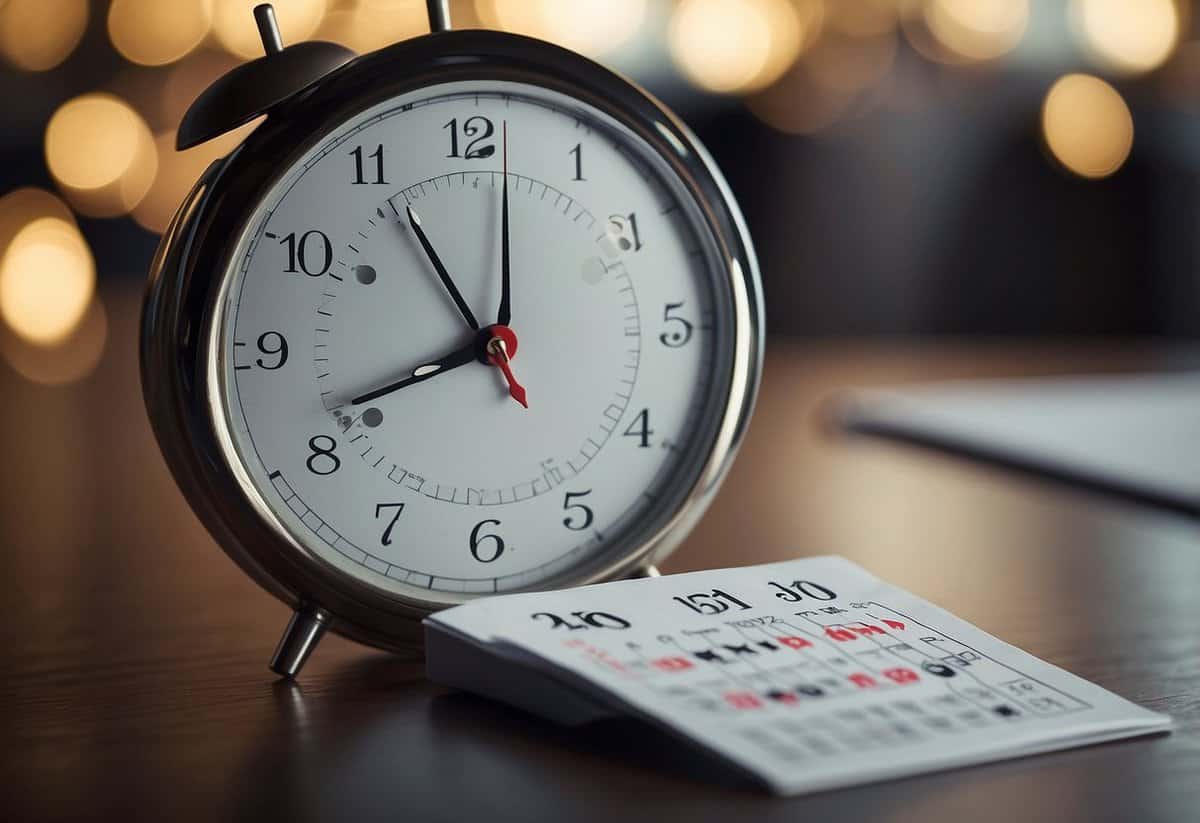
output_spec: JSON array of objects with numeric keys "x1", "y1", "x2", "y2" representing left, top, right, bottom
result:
[
  {"x1": 316, "y1": 0, "x2": 425, "y2": 53},
  {"x1": 1072, "y1": 0, "x2": 1179, "y2": 74},
  {"x1": 0, "y1": 0, "x2": 88, "y2": 71},
  {"x1": 1, "y1": 292, "x2": 108, "y2": 386},
  {"x1": 925, "y1": 0, "x2": 1028, "y2": 62},
  {"x1": 1042, "y1": 73, "x2": 1133, "y2": 179},
  {"x1": 213, "y1": 0, "x2": 327, "y2": 59},
  {"x1": 0, "y1": 218, "x2": 96, "y2": 346},
  {"x1": 108, "y1": 0, "x2": 214, "y2": 66},
  {"x1": 474, "y1": 0, "x2": 645, "y2": 57},
  {"x1": 44, "y1": 94, "x2": 158, "y2": 217},
  {"x1": 0, "y1": 188, "x2": 76, "y2": 260},
  {"x1": 668, "y1": 0, "x2": 804, "y2": 94},
  {"x1": 826, "y1": 0, "x2": 894, "y2": 37}
]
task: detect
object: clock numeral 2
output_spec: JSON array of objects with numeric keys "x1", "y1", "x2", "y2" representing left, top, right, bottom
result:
[
  {"x1": 470, "y1": 519, "x2": 505, "y2": 562},
  {"x1": 281, "y1": 230, "x2": 332, "y2": 277},
  {"x1": 350, "y1": 144, "x2": 387, "y2": 185},
  {"x1": 444, "y1": 116, "x2": 495, "y2": 159},
  {"x1": 374, "y1": 502, "x2": 405, "y2": 546}
]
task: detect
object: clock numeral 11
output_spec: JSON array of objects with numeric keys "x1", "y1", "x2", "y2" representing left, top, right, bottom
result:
[{"x1": 350, "y1": 144, "x2": 386, "y2": 185}]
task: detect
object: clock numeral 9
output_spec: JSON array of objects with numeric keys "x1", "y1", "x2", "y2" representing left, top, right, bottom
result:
[
  {"x1": 280, "y1": 230, "x2": 332, "y2": 277},
  {"x1": 374, "y1": 502, "x2": 405, "y2": 546},
  {"x1": 305, "y1": 435, "x2": 340, "y2": 476},
  {"x1": 254, "y1": 331, "x2": 289, "y2": 369},
  {"x1": 444, "y1": 116, "x2": 495, "y2": 159},
  {"x1": 562, "y1": 490, "x2": 594, "y2": 531},
  {"x1": 659, "y1": 302, "x2": 694, "y2": 348},
  {"x1": 350, "y1": 143, "x2": 387, "y2": 185},
  {"x1": 469, "y1": 518, "x2": 505, "y2": 562},
  {"x1": 623, "y1": 408, "x2": 654, "y2": 448}
]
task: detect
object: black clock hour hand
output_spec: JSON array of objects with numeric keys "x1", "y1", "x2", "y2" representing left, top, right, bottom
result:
[
  {"x1": 351, "y1": 342, "x2": 476, "y2": 405},
  {"x1": 497, "y1": 120, "x2": 511, "y2": 327},
  {"x1": 407, "y1": 204, "x2": 480, "y2": 330}
]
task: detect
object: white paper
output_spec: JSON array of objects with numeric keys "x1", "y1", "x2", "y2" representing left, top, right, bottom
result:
[{"x1": 425, "y1": 556, "x2": 1171, "y2": 795}]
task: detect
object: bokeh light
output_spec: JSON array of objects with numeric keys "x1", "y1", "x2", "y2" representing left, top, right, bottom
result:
[
  {"x1": 108, "y1": 0, "x2": 214, "y2": 67},
  {"x1": 924, "y1": 0, "x2": 1029, "y2": 62},
  {"x1": 0, "y1": 293, "x2": 108, "y2": 386},
  {"x1": 315, "y1": 0, "x2": 425, "y2": 54},
  {"x1": 476, "y1": 0, "x2": 646, "y2": 58},
  {"x1": 1071, "y1": 0, "x2": 1180, "y2": 75},
  {"x1": 668, "y1": 0, "x2": 805, "y2": 94},
  {"x1": 0, "y1": 188, "x2": 76, "y2": 260},
  {"x1": 0, "y1": 0, "x2": 88, "y2": 72},
  {"x1": 0, "y1": 217, "x2": 96, "y2": 346},
  {"x1": 212, "y1": 0, "x2": 327, "y2": 59},
  {"x1": 1042, "y1": 73, "x2": 1133, "y2": 179},
  {"x1": 44, "y1": 93, "x2": 158, "y2": 217}
]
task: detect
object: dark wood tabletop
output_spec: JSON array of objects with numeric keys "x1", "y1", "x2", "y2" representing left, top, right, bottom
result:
[{"x1": 3, "y1": 284, "x2": 1198, "y2": 822}]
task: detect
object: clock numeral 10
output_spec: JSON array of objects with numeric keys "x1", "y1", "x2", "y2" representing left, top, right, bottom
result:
[
  {"x1": 350, "y1": 144, "x2": 387, "y2": 185},
  {"x1": 444, "y1": 116, "x2": 495, "y2": 159},
  {"x1": 280, "y1": 230, "x2": 332, "y2": 277}
]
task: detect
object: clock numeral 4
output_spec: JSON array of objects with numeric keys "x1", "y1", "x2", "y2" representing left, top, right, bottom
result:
[
  {"x1": 444, "y1": 116, "x2": 495, "y2": 159},
  {"x1": 374, "y1": 502, "x2": 405, "y2": 546},
  {"x1": 624, "y1": 408, "x2": 654, "y2": 448},
  {"x1": 280, "y1": 230, "x2": 332, "y2": 277},
  {"x1": 350, "y1": 144, "x2": 387, "y2": 185},
  {"x1": 469, "y1": 518, "x2": 505, "y2": 562}
]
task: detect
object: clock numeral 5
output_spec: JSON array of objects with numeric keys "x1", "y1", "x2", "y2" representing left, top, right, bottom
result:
[
  {"x1": 280, "y1": 230, "x2": 332, "y2": 277},
  {"x1": 350, "y1": 144, "x2": 387, "y2": 185},
  {"x1": 659, "y1": 302, "x2": 694, "y2": 348},
  {"x1": 374, "y1": 502, "x2": 405, "y2": 546},
  {"x1": 469, "y1": 519, "x2": 505, "y2": 562},
  {"x1": 444, "y1": 116, "x2": 495, "y2": 159},
  {"x1": 562, "y1": 490, "x2": 594, "y2": 531}
]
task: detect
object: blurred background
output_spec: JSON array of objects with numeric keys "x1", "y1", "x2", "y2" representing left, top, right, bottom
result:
[{"x1": 3, "y1": 0, "x2": 1200, "y2": 385}]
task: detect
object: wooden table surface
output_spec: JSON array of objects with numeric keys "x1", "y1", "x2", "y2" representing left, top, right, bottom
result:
[{"x1": 3, "y1": 284, "x2": 1198, "y2": 821}]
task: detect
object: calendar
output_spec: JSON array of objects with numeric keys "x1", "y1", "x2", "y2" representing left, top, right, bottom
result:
[{"x1": 423, "y1": 556, "x2": 1170, "y2": 795}]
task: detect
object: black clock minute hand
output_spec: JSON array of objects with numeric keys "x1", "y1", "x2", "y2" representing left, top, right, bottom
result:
[
  {"x1": 351, "y1": 341, "x2": 476, "y2": 405},
  {"x1": 407, "y1": 204, "x2": 480, "y2": 330},
  {"x1": 497, "y1": 120, "x2": 511, "y2": 326}
]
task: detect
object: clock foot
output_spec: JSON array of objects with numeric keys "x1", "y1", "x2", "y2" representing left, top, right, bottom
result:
[
  {"x1": 631, "y1": 564, "x2": 661, "y2": 579},
  {"x1": 269, "y1": 603, "x2": 331, "y2": 679}
]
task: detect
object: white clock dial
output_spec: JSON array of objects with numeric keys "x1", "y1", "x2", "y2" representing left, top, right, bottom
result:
[{"x1": 216, "y1": 80, "x2": 734, "y2": 602}]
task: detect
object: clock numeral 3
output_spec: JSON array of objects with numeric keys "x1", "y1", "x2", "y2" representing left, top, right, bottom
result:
[
  {"x1": 444, "y1": 116, "x2": 495, "y2": 159},
  {"x1": 305, "y1": 435, "x2": 340, "y2": 476},
  {"x1": 350, "y1": 144, "x2": 387, "y2": 185},
  {"x1": 280, "y1": 230, "x2": 332, "y2": 277},
  {"x1": 469, "y1": 519, "x2": 505, "y2": 562},
  {"x1": 374, "y1": 502, "x2": 405, "y2": 546},
  {"x1": 562, "y1": 490, "x2": 594, "y2": 531}
]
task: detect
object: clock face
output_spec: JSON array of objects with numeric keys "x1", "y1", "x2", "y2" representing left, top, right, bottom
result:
[{"x1": 214, "y1": 79, "x2": 736, "y2": 604}]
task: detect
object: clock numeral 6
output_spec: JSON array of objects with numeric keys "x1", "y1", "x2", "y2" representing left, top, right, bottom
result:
[
  {"x1": 280, "y1": 230, "x2": 332, "y2": 277},
  {"x1": 350, "y1": 143, "x2": 387, "y2": 185},
  {"x1": 444, "y1": 116, "x2": 495, "y2": 159},
  {"x1": 659, "y1": 302, "x2": 694, "y2": 348},
  {"x1": 374, "y1": 502, "x2": 405, "y2": 546},
  {"x1": 623, "y1": 408, "x2": 654, "y2": 448},
  {"x1": 469, "y1": 518, "x2": 505, "y2": 562},
  {"x1": 562, "y1": 489, "x2": 594, "y2": 531},
  {"x1": 305, "y1": 435, "x2": 340, "y2": 476}
]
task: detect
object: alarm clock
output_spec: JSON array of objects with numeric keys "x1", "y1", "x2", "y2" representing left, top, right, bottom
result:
[{"x1": 141, "y1": 2, "x2": 763, "y2": 677}]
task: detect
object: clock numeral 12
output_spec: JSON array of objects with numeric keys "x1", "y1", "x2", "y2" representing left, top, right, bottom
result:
[
  {"x1": 444, "y1": 116, "x2": 495, "y2": 159},
  {"x1": 349, "y1": 144, "x2": 386, "y2": 185}
]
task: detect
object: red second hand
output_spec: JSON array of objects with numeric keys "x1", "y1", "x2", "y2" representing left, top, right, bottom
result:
[{"x1": 486, "y1": 331, "x2": 528, "y2": 409}]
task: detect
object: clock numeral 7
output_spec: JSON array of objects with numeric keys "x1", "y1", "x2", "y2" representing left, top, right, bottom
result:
[
  {"x1": 374, "y1": 502, "x2": 405, "y2": 546},
  {"x1": 350, "y1": 144, "x2": 387, "y2": 185}
]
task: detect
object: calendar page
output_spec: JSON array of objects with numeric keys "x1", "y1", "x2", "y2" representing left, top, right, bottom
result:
[{"x1": 424, "y1": 556, "x2": 1170, "y2": 795}]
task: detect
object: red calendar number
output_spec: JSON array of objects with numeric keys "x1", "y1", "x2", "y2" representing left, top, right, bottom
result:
[
  {"x1": 778, "y1": 636, "x2": 813, "y2": 650},
  {"x1": 853, "y1": 624, "x2": 885, "y2": 637},
  {"x1": 883, "y1": 667, "x2": 920, "y2": 684},
  {"x1": 848, "y1": 673, "x2": 878, "y2": 689},
  {"x1": 826, "y1": 627, "x2": 858, "y2": 642},
  {"x1": 651, "y1": 656, "x2": 694, "y2": 672},
  {"x1": 724, "y1": 691, "x2": 763, "y2": 710},
  {"x1": 883, "y1": 618, "x2": 906, "y2": 630}
]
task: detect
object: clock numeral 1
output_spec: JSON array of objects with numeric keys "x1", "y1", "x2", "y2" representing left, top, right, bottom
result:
[
  {"x1": 444, "y1": 116, "x2": 495, "y2": 159},
  {"x1": 374, "y1": 502, "x2": 405, "y2": 546},
  {"x1": 350, "y1": 144, "x2": 387, "y2": 185},
  {"x1": 624, "y1": 408, "x2": 654, "y2": 448},
  {"x1": 281, "y1": 230, "x2": 332, "y2": 277},
  {"x1": 469, "y1": 518, "x2": 505, "y2": 562},
  {"x1": 569, "y1": 142, "x2": 585, "y2": 181}
]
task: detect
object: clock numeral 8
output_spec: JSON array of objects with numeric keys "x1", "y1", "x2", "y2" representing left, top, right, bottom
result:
[
  {"x1": 305, "y1": 435, "x2": 340, "y2": 476},
  {"x1": 469, "y1": 519, "x2": 505, "y2": 562}
]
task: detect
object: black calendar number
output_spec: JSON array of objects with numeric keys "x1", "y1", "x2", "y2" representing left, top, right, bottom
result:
[
  {"x1": 531, "y1": 611, "x2": 631, "y2": 630},
  {"x1": 673, "y1": 588, "x2": 753, "y2": 616},
  {"x1": 768, "y1": 580, "x2": 837, "y2": 603}
]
